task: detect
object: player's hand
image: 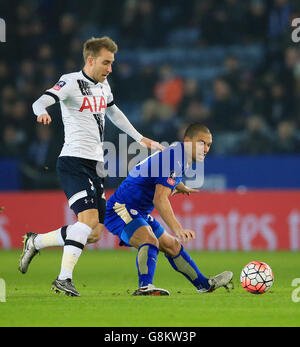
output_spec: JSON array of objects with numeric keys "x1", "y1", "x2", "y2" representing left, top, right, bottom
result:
[
  {"x1": 176, "y1": 229, "x2": 196, "y2": 244},
  {"x1": 140, "y1": 137, "x2": 165, "y2": 151},
  {"x1": 171, "y1": 184, "x2": 200, "y2": 196},
  {"x1": 37, "y1": 114, "x2": 52, "y2": 125}
]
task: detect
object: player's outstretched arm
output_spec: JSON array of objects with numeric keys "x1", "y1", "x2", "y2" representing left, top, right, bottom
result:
[
  {"x1": 106, "y1": 104, "x2": 164, "y2": 150},
  {"x1": 32, "y1": 94, "x2": 56, "y2": 125},
  {"x1": 153, "y1": 184, "x2": 195, "y2": 244}
]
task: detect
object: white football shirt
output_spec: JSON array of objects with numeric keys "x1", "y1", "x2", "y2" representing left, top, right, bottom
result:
[{"x1": 45, "y1": 70, "x2": 114, "y2": 162}]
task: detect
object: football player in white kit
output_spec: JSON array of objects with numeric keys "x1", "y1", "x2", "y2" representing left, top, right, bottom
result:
[{"x1": 19, "y1": 36, "x2": 164, "y2": 296}]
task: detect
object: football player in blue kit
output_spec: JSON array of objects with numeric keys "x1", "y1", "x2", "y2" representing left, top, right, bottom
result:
[{"x1": 104, "y1": 123, "x2": 233, "y2": 295}]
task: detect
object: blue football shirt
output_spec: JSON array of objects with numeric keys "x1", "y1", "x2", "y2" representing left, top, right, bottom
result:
[{"x1": 110, "y1": 141, "x2": 188, "y2": 215}]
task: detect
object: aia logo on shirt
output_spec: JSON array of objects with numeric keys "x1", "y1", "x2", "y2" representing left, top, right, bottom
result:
[
  {"x1": 53, "y1": 80, "x2": 66, "y2": 91},
  {"x1": 79, "y1": 96, "x2": 106, "y2": 113}
]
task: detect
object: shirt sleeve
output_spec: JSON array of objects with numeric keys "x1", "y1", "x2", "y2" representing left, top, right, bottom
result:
[
  {"x1": 155, "y1": 175, "x2": 182, "y2": 190},
  {"x1": 106, "y1": 104, "x2": 143, "y2": 143},
  {"x1": 45, "y1": 75, "x2": 74, "y2": 102},
  {"x1": 32, "y1": 94, "x2": 56, "y2": 117},
  {"x1": 153, "y1": 147, "x2": 183, "y2": 190}
]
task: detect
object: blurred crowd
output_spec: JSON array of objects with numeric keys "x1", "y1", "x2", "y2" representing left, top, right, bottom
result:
[{"x1": 1, "y1": 0, "x2": 300, "y2": 189}]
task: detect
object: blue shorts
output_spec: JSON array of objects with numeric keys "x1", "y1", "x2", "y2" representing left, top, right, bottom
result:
[
  {"x1": 56, "y1": 156, "x2": 106, "y2": 223},
  {"x1": 104, "y1": 197, "x2": 165, "y2": 247}
]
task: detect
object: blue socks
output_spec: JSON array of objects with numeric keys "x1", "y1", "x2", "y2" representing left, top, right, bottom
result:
[
  {"x1": 165, "y1": 245, "x2": 210, "y2": 291},
  {"x1": 136, "y1": 243, "x2": 210, "y2": 291},
  {"x1": 136, "y1": 243, "x2": 159, "y2": 287}
]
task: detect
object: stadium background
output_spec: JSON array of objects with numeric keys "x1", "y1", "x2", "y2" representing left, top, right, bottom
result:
[{"x1": 0, "y1": 0, "x2": 300, "y2": 251}]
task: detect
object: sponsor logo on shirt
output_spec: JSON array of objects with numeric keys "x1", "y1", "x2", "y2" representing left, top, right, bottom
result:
[{"x1": 79, "y1": 96, "x2": 106, "y2": 113}]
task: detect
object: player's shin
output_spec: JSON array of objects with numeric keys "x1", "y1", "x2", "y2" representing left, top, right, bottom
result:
[
  {"x1": 136, "y1": 243, "x2": 159, "y2": 287},
  {"x1": 34, "y1": 226, "x2": 68, "y2": 250},
  {"x1": 58, "y1": 222, "x2": 91, "y2": 280},
  {"x1": 165, "y1": 245, "x2": 210, "y2": 291}
]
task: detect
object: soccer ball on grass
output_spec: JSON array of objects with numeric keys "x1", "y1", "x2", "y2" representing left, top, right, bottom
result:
[{"x1": 240, "y1": 261, "x2": 274, "y2": 294}]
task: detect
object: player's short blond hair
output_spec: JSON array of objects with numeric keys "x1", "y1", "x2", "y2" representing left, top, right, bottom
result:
[{"x1": 83, "y1": 36, "x2": 118, "y2": 63}]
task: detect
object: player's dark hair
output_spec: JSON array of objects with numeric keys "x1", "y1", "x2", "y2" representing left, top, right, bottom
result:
[
  {"x1": 183, "y1": 123, "x2": 211, "y2": 139},
  {"x1": 83, "y1": 36, "x2": 118, "y2": 63}
]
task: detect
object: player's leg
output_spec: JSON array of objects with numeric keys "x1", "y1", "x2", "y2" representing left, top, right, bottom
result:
[
  {"x1": 28, "y1": 222, "x2": 101, "y2": 250},
  {"x1": 129, "y1": 225, "x2": 159, "y2": 287},
  {"x1": 66, "y1": 174, "x2": 105, "y2": 246},
  {"x1": 34, "y1": 222, "x2": 102, "y2": 248},
  {"x1": 33, "y1": 227, "x2": 66, "y2": 249},
  {"x1": 127, "y1": 224, "x2": 169, "y2": 296},
  {"x1": 18, "y1": 227, "x2": 66, "y2": 274},
  {"x1": 19, "y1": 158, "x2": 105, "y2": 282},
  {"x1": 158, "y1": 230, "x2": 233, "y2": 293},
  {"x1": 146, "y1": 215, "x2": 211, "y2": 291},
  {"x1": 157, "y1": 231, "x2": 210, "y2": 292},
  {"x1": 104, "y1": 203, "x2": 169, "y2": 296},
  {"x1": 19, "y1": 222, "x2": 102, "y2": 274},
  {"x1": 86, "y1": 176, "x2": 106, "y2": 245},
  {"x1": 51, "y1": 157, "x2": 102, "y2": 296},
  {"x1": 56, "y1": 208, "x2": 97, "y2": 281}
]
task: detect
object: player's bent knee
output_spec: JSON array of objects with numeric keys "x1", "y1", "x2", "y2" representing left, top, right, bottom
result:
[
  {"x1": 144, "y1": 231, "x2": 159, "y2": 248},
  {"x1": 130, "y1": 225, "x2": 159, "y2": 249},
  {"x1": 161, "y1": 236, "x2": 181, "y2": 257},
  {"x1": 78, "y1": 209, "x2": 99, "y2": 230}
]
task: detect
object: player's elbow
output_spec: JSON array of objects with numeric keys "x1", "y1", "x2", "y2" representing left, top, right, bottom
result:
[{"x1": 32, "y1": 100, "x2": 39, "y2": 115}]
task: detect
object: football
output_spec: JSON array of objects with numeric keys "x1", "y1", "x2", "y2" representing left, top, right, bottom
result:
[{"x1": 240, "y1": 261, "x2": 274, "y2": 294}]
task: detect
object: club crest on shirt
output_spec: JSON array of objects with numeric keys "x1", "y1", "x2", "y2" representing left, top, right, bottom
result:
[
  {"x1": 130, "y1": 209, "x2": 138, "y2": 215},
  {"x1": 53, "y1": 80, "x2": 66, "y2": 91}
]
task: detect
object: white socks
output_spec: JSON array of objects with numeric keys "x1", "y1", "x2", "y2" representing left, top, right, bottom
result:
[
  {"x1": 58, "y1": 222, "x2": 91, "y2": 280},
  {"x1": 34, "y1": 227, "x2": 67, "y2": 250},
  {"x1": 32, "y1": 222, "x2": 92, "y2": 280}
]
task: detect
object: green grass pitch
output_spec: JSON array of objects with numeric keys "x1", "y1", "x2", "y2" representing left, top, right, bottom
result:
[{"x1": 0, "y1": 249, "x2": 300, "y2": 327}]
